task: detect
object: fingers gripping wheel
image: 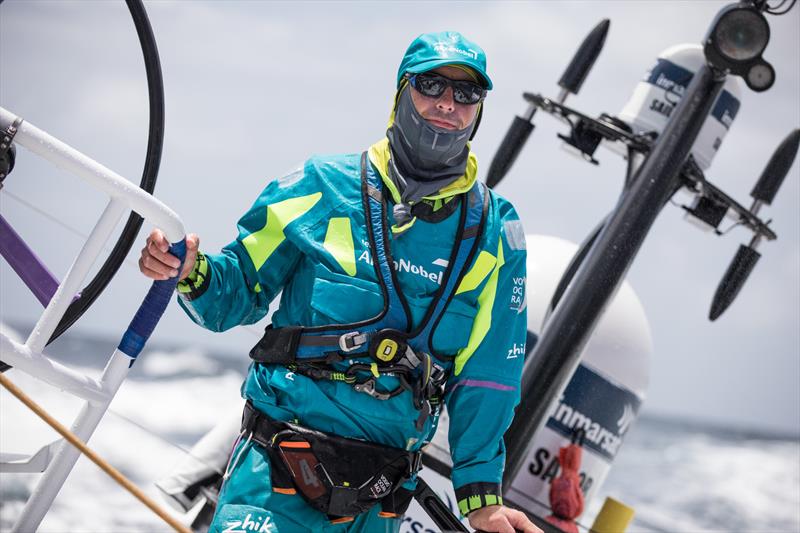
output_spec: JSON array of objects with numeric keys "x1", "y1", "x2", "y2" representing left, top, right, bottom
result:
[
  {"x1": 368, "y1": 330, "x2": 409, "y2": 366},
  {"x1": 118, "y1": 240, "x2": 186, "y2": 359}
]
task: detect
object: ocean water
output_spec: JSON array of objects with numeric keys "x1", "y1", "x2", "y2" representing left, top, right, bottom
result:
[
  {"x1": 1, "y1": 325, "x2": 798, "y2": 533},
  {"x1": 595, "y1": 417, "x2": 800, "y2": 533}
]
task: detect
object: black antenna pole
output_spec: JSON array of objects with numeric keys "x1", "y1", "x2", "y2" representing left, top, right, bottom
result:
[{"x1": 503, "y1": 63, "x2": 727, "y2": 489}]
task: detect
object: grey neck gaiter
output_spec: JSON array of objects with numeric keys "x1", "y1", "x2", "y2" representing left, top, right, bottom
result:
[
  {"x1": 387, "y1": 157, "x2": 457, "y2": 228},
  {"x1": 386, "y1": 88, "x2": 475, "y2": 189}
]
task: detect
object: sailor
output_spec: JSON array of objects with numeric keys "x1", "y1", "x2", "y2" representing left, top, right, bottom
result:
[{"x1": 139, "y1": 31, "x2": 538, "y2": 533}]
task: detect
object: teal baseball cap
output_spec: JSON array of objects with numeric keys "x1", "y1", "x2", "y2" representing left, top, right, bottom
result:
[{"x1": 397, "y1": 31, "x2": 493, "y2": 90}]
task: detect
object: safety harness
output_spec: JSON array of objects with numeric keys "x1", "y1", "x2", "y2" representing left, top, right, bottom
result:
[
  {"x1": 250, "y1": 151, "x2": 488, "y2": 427},
  {"x1": 244, "y1": 152, "x2": 488, "y2": 519}
]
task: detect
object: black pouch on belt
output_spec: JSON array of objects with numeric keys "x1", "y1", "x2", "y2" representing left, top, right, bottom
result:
[{"x1": 242, "y1": 401, "x2": 420, "y2": 519}]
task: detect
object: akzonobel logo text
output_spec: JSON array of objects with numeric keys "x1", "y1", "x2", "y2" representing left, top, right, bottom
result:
[
  {"x1": 359, "y1": 250, "x2": 447, "y2": 285},
  {"x1": 433, "y1": 41, "x2": 478, "y2": 60}
]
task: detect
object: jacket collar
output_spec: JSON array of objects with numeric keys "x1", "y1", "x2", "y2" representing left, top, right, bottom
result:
[{"x1": 367, "y1": 137, "x2": 478, "y2": 204}]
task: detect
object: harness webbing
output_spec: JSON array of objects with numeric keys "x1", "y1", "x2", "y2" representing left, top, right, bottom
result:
[{"x1": 250, "y1": 152, "x2": 488, "y2": 420}]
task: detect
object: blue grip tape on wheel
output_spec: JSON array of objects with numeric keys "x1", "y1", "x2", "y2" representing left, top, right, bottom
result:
[{"x1": 118, "y1": 239, "x2": 187, "y2": 360}]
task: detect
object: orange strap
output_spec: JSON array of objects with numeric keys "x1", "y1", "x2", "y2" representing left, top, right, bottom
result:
[{"x1": 279, "y1": 440, "x2": 312, "y2": 449}]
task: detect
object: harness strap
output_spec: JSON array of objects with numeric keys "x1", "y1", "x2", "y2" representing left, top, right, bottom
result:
[
  {"x1": 407, "y1": 179, "x2": 489, "y2": 357},
  {"x1": 288, "y1": 363, "x2": 356, "y2": 384},
  {"x1": 249, "y1": 326, "x2": 303, "y2": 365}
]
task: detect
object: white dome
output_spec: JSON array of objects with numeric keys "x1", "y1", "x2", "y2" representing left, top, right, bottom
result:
[
  {"x1": 617, "y1": 43, "x2": 742, "y2": 171},
  {"x1": 525, "y1": 234, "x2": 653, "y2": 398}
]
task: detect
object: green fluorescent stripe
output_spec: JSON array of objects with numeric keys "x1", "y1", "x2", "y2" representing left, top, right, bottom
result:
[
  {"x1": 456, "y1": 250, "x2": 497, "y2": 295},
  {"x1": 468, "y1": 495, "x2": 482, "y2": 511},
  {"x1": 177, "y1": 253, "x2": 207, "y2": 293},
  {"x1": 383, "y1": 175, "x2": 402, "y2": 203},
  {"x1": 391, "y1": 216, "x2": 416, "y2": 234},
  {"x1": 485, "y1": 494, "x2": 498, "y2": 506},
  {"x1": 242, "y1": 192, "x2": 322, "y2": 270},
  {"x1": 458, "y1": 498, "x2": 469, "y2": 516},
  {"x1": 454, "y1": 240, "x2": 504, "y2": 376},
  {"x1": 323, "y1": 217, "x2": 357, "y2": 276},
  {"x1": 368, "y1": 141, "x2": 402, "y2": 203},
  {"x1": 192, "y1": 253, "x2": 208, "y2": 288}
]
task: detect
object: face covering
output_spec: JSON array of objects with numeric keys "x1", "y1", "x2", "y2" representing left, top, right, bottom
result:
[{"x1": 386, "y1": 87, "x2": 476, "y2": 187}]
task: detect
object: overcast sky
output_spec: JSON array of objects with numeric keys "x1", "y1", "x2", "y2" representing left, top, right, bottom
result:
[{"x1": 1, "y1": 1, "x2": 798, "y2": 435}]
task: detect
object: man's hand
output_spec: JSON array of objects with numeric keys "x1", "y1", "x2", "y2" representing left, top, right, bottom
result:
[
  {"x1": 138, "y1": 228, "x2": 199, "y2": 281},
  {"x1": 468, "y1": 504, "x2": 542, "y2": 533}
]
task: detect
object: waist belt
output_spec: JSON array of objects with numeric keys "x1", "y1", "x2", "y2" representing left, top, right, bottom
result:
[{"x1": 242, "y1": 401, "x2": 420, "y2": 519}]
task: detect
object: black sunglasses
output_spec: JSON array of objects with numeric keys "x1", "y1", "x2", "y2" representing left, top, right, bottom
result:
[{"x1": 406, "y1": 72, "x2": 486, "y2": 105}]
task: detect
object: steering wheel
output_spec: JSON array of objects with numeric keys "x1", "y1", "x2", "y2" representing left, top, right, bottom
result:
[{"x1": 0, "y1": 0, "x2": 164, "y2": 370}]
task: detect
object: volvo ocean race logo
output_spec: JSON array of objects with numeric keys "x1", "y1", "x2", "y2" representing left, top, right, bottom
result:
[{"x1": 545, "y1": 364, "x2": 642, "y2": 461}]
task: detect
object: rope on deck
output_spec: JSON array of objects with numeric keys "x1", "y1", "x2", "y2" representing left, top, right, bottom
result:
[{"x1": 0, "y1": 372, "x2": 192, "y2": 533}]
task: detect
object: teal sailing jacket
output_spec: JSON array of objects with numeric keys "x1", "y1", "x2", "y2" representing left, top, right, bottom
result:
[{"x1": 177, "y1": 145, "x2": 528, "y2": 514}]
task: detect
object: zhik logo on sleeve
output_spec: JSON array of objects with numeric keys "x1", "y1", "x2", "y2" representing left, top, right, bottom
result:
[
  {"x1": 223, "y1": 512, "x2": 276, "y2": 533},
  {"x1": 507, "y1": 343, "x2": 525, "y2": 359}
]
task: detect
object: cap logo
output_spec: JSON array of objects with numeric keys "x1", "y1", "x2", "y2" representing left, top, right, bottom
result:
[{"x1": 433, "y1": 41, "x2": 478, "y2": 61}]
